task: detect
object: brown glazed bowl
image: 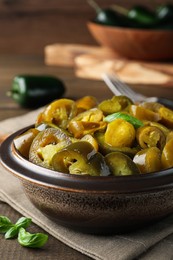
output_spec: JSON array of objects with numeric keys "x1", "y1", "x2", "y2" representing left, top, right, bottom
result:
[
  {"x1": 87, "y1": 21, "x2": 173, "y2": 61},
  {"x1": 1, "y1": 125, "x2": 173, "y2": 234}
]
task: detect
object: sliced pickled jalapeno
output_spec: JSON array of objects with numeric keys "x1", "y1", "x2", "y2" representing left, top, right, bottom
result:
[
  {"x1": 68, "y1": 108, "x2": 106, "y2": 138},
  {"x1": 104, "y1": 118, "x2": 136, "y2": 148},
  {"x1": 36, "y1": 98, "x2": 77, "y2": 129},
  {"x1": 136, "y1": 125, "x2": 166, "y2": 150},
  {"x1": 14, "y1": 128, "x2": 40, "y2": 159},
  {"x1": 14, "y1": 95, "x2": 173, "y2": 176},
  {"x1": 161, "y1": 138, "x2": 173, "y2": 169},
  {"x1": 52, "y1": 141, "x2": 111, "y2": 176},
  {"x1": 105, "y1": 152, "x2": 140, "y2": 176},
  {"x1": 133, "y1": 147, "x2": 161, "y2": 173},
  {"x1": 98, "y1": 95, "x2": 133, "y2": 115},
  {"x1": 29, "y1": 128, "x2": 72, "y2": 169},
  {"x1": 94, "y1": 132, "x2": 140, "y2": 158}
]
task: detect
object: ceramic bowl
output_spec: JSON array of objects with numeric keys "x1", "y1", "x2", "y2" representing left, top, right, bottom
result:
[
  {"x1": 87, "y1": 21, "x2": 173, "y2": 61},
  {"x1": 1, "y1": 125, "x2": 173, "y2": 234}
]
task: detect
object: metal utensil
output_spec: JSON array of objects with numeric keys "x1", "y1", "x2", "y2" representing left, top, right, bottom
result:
[{"x1": 103, "y1": 73, "x2": 173, "y2": 108}]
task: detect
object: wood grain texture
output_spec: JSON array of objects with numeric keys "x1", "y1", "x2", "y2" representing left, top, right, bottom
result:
[
  {"x1": 45, "y1": 43, "x2": 118, "y2": 66},
  {"x1": 75, "y1": 54, "x2": 173, "y2": 85},
  {"x1": 0, "y1": 203, "x2": 91, "y2": 260},
  {"x1": 0, "y1": 0, "x2": 171, "y2": 55},
  {"x1": 44, "y1": 43, "x2": 173, "y2": 87}
]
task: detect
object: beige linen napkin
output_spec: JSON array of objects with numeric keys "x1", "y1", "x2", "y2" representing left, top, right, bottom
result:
[{"x1": 1, "y1": 110, "x2": 173, "y2": 260}]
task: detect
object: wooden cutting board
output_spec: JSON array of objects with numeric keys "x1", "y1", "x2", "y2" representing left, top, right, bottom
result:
[{"x1": 45, "y1": 43, "x2": 173, "y2": 87}]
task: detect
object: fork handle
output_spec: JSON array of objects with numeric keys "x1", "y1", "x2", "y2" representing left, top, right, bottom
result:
[{"x1": 157, "y1": 97, "x2": 173, "y2": 109}]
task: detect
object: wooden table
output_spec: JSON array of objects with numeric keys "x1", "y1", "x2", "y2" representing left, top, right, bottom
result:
[{"x1": 0, "y1": 55, "x2": 173, "y2": 259}]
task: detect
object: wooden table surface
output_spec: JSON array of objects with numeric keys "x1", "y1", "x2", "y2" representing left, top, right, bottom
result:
[{"x1": 0, "y1": 55, "x2": 173, "y2": 259}]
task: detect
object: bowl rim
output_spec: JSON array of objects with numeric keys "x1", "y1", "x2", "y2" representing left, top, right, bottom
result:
[
  {"x1": 1, "y1": 125, "x2": 173, "y2": 193},
  {"x1": 87, "y1": 20, "x2": 173, "y2": 33}
]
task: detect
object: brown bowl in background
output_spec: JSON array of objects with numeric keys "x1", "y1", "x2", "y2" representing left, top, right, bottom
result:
[{"x1": 88, "y1": 22, "x2": 173, "y2": 61}]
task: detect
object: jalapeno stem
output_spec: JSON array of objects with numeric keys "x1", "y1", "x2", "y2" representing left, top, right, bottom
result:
[
  {"x1": 6, "y1": 91, "x2": 12, "y2": 97},
  {"x1": 7, "y1": 89, "x2": 21, "y2": 102},
  {"x1": 111, "y1": 4, "x2": 128, "y2": 16},
  {"x1": 87, "y1": 0, "x2": 102, "y2": 13}
]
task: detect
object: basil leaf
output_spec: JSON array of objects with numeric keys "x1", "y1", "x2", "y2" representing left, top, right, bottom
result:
[
  {"x1": 15, "y1": 217, "x2": 32, "y2": 229},
  {"x1": 5, "y1": 226, "x2": 18, "y2": 239},
  {"x1": 18, "y1": 227, "x2": 48, "y2": 248},
  {"x1": 5, "y1": 217, "x2": 32, "y2": 239},
  {"x1": 0, "y1": 216, "x2": 13, "y2": 233},
  {"x1": 104, "y1": 112, "x2": 144, "y2": 128}
]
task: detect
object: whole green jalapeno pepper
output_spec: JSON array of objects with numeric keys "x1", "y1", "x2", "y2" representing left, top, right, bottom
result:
[
  {"x1": 155, "y1": 4, "x2": 173, "y2": 30},
  {"x1": 156, "y1": 4, "x2": 173, "y2": 23},
  {"x1": 7, "y1": 75, "x2": 66, "y2": 108},
  {"x1": 88, "y1": 0, "x2": 129, "y2": 27},
  {"x1": 112, "y1": 4, "x2": 159, "y2": 28},
  {"x1": 128, "y1": 5, "x2": 158, "y2": 27}
]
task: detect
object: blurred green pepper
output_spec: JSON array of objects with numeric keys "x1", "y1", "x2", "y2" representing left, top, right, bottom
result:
[
  {"x1": 111, "y1": 4, "x2": 159, "y2": 28},
  {"x1": 156, "y1": 4, "x2": 173, "y2": 23},
  {"x1": 94, "y1": 8, "x2": 123, "y2": 26},
  {"x1": 90, "y1": 1, "x2": 173, "y2": 30},
  {"x1": 88, "y1": 0, "x2": 129, "y2": 27},
  {"x1": 127, "y1": 5, "x2": 158, "y2": 27},
  {"x1": 155, "y1": 4, "x2": 173, "y2": 30},
  {"x1": 8, "y1": 75, "x2": 66, "y2": 108}
]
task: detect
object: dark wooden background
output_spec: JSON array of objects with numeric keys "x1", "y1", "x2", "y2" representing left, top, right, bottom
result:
[{"x1": 0, "y1": 0, "x2": 171, "y2": 55}]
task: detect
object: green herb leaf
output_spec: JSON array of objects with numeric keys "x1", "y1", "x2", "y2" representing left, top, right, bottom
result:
[
  {"x1": 18, "y1": 227, "x2": 48, "y2": 248},
  {"x1": 15, "y1": 217, "x2": 32, "y2": 229},
  {"x1": 0, "y1": 216, "x2": 13, "y2": 233},
  {"x1": 104, "y1": 112, "x2": 144, "y2": 128},
  {"x1": 5, "y1": 217, "x2": 32, "y2": 239},
  {"x1": 5, "y1": 226, "x2": 18, "y2": 239}
]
